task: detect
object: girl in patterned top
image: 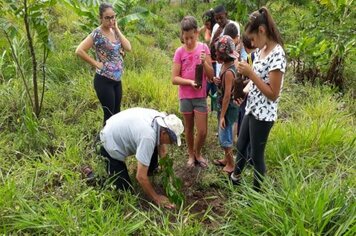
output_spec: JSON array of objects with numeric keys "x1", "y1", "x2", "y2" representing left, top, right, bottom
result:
[
  {"x1": 231, "y1": 7, "x2": 287, "y2": 191},
  {"x1": 75, "y1": 3, "x2": 131, "y2": 125}
]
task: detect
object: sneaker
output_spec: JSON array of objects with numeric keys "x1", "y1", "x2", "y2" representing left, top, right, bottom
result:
[{"x1": 230, "y1": 173, "x2": 241, "y2": 186}]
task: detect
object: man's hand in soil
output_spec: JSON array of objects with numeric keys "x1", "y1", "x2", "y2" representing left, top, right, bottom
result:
[
  {"x1": 137, "y1": 162, "x2": 175, "y2": 209},
  {"x1": 155, "y1": 195, "x2": 176, "y2": 209}
]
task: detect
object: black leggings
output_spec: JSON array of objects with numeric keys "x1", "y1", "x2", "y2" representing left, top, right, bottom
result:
[
  {"x1": 94, "y1": 73, "x2": 122, "y2": 125},
  {"x1": 233, "y1": 114, "x2": 274, "y2": 191},
  {"x1": 100, "y1": 146, "x2": 159, "y2": 191}
]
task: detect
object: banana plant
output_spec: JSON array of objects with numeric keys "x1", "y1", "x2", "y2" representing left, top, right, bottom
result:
[
  {"x1": 284, "y1": 0, "x2": 354, "y2": 88},
  {"x1": 63, "y1": 0, "x2": 151, "y2": 33},
  {"x1": 317, "y1": 0, "x2": 355, "y2": 89},
  {"x1": 213, "y1": 0, "x2": 260, "y2": 24},
  {"x1": 286, "y1": 35, "x2": 331, "y2": 82}
]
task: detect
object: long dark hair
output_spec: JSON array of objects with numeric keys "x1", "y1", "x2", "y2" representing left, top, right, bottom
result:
[
  {"x1": 245, "y1": 7, "x2": 283, "y2": 46},
  {"x1": 202, "y1": 9, "x2": 216, "y2": 29}
]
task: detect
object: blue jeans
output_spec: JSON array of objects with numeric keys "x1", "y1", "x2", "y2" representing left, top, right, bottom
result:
[{"x1": 218, "y1": 113, "x2": 234, "y2": 148}]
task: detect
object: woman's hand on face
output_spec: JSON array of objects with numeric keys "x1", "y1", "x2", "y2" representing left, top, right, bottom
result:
[
  {"x1": 114, "y1": 21, "x2": 119, "y2": 31},
  {"x1": 237, "y1": 61, "x2": 253, "y2": 77}
]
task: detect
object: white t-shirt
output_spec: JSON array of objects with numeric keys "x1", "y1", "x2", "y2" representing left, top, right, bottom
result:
[
  {"x1": 211, "y1": 20, "x2": 241, "y2": 42},
  {"x1": 245, "y1": 44, "x2": 287, "y2": 121},
  {"x1": 100, "y1": 108, "x2": 166, "y2": 166},
  {"x1": 211, "y1": 20, "x2": 241, "y2": 76}
]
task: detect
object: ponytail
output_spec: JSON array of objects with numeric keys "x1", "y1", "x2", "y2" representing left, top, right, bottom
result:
[{"x1": 245, "y1": 7, "x2": 283, "y2": 46}]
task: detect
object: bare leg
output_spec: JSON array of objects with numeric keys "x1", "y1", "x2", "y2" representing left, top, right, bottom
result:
[
  {"x1": 194, "y1": 111, "x2": 208, "y2": 165},
  {"x1": 233, "y1": 122, "x2": 238, "y2": 144},
  {"x1": 223, "y1": 147, "x2": 234, "y2": 173},
  {"x1": 183, "y1": 113, "x2": 195, "y2": 167}
]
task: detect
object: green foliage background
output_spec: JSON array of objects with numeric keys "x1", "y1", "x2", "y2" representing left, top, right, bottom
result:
[{"x1": 0, "y1": 0, "x2": 355, "y2": 235}]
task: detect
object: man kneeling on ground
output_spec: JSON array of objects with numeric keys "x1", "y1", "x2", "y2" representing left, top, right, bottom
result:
[{"x1": 99, "y1": 107, "x2": 184, "y2": 209}]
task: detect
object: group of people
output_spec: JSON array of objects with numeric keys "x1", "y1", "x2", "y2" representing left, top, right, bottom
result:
[{"x1": 75, "y1": 3, "x2": 287, "y2": 209}]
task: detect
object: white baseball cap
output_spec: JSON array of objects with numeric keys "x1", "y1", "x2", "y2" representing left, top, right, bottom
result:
[{"x1": 156, "y1": 114, "x2": 184, "y2": 146}]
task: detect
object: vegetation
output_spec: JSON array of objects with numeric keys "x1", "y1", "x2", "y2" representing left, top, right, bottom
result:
[{"x1": 0, "y1": 0, "x2": 355, "y2": 234}]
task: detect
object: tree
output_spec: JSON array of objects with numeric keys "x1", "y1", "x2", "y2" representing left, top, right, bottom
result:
[
  {"x1": 0, "y1": 0, "x2": 56, "y2": 118},
  {"x1": 285, "y1": 0, "x2": 355, "y2": 89},
  {"x1": 318, "y1": 0, "x2": 355, "y2": 89}
]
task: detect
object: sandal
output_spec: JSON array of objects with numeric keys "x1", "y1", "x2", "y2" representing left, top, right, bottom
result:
[
  {"x1": 195, "y1": 157, "x2": 208, "y2": 168},
  {"x1": 213, "y1": 159, "x2": 226, "y2": 167}
]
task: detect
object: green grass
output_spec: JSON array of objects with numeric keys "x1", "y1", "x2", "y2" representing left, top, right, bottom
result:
[
  {"x1": 1, "y1": 65, "x2": 354, "y2": 236},
  {"x1": 0, "y1": 1, "x2": 355, "y2": 235},
  {"x1": 224, "y1": 167, "x2": 355, "y2": 235}
]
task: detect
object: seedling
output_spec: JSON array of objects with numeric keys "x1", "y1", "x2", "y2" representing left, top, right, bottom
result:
[{"x1": 159, "y1": 155, "x2": 184, "y2": 206}]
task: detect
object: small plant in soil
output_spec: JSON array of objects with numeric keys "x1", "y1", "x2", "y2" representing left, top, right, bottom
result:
[{"x1": 159, "y1": 155, "x2": 184, "y2": 206}]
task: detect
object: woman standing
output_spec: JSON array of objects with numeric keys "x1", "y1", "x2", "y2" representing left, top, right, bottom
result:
[
  {"x1": 75, "y1": 3, "x2": 131, "y2": 125},
  {"x1": 199, "y1": 9, "x2": 216, "y2": 44},
  {"x1": 231, "y1": 7, "x2": 287, "y2": 191}
]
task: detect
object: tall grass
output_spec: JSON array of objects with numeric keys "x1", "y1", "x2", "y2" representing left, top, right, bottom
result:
[
  {"x1": 222, "y1": 162, "x2": 355, "y2": 235},
  {"x1": 218, "y1": 82, "x2": 356, "y2": 235},
  {"x1": 0, "y1": 1, "x2": 355, "y2": 235}
]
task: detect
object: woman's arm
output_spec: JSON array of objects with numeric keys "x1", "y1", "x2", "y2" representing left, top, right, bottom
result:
[
  {"x1": 204, "y1": 29, "x2": 212, "y2": 44},
  {"x1": 238, "y1": 61, "x2": 282, "y2": 101},
  {"x1": 219, "y1": 71, "x2": 234, "y2": 129},
  {"x1": 75, "y1": 35, "x2": 103, "y2": 69},
  {"x1": 114, "y1": 22, "x2": 131, "y2": 52}
]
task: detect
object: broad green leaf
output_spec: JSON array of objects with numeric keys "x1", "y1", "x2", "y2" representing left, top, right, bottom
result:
[{"x1": 117, "y1": 11, "x2": 150, "y2": 27}]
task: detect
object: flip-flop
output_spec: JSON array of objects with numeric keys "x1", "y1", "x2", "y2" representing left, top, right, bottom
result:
[
  {"x1": 213, "y1": 159, "x2": 226, "y2": 167},
  {"x1": 195, "y1": 158, "x2": 208, "y2": 168}
]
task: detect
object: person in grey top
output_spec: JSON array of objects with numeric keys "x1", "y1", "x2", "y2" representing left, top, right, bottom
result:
[{"x1": 100, "y1": 107, "x2": 184, "y2": 209}]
